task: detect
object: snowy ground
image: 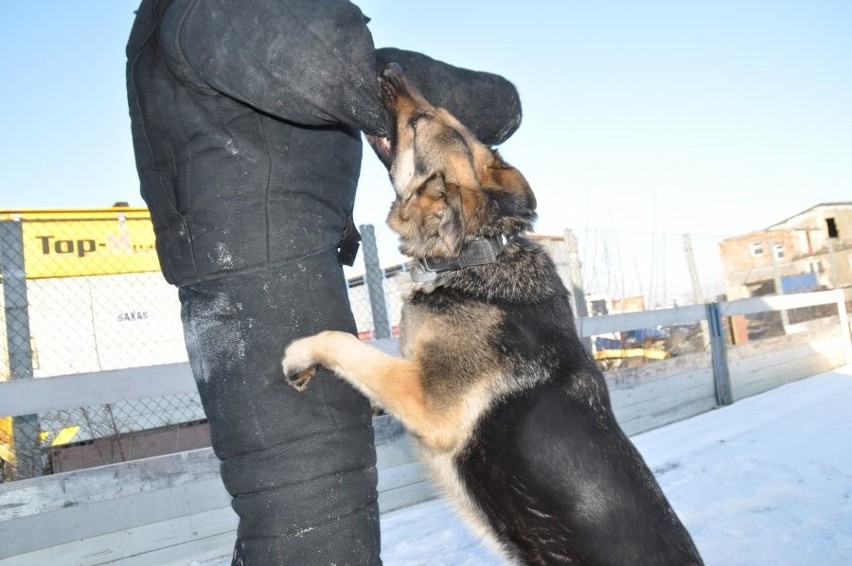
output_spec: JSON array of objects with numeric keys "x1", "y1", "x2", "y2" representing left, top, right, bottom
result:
[{"x1": 381, "y1": 366, "x2": 852, "y2": 565}]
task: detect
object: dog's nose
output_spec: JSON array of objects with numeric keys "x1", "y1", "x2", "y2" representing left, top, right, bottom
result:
[
  {"x1": 381, "y1": 62, "x2": 404, "y2": 81},
  {"x1": 380, "y1": 63, "x2": 409, "y2": 93},
  {"x1": 378, "y1": 63, "x2": 407, "y2": 102}
]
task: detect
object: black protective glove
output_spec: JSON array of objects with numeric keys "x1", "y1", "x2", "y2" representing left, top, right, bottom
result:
[{"x1": 375, "y1": 48, "x2": 522, "y2": 145}]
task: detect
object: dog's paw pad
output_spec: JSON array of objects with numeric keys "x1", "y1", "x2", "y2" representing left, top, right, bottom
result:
[
  {"x1": 284, "y1": 365, "x2": 317, "y2": 392},
  {"x1": 282, "y1": 338, "x2": 318, "y2": 392}
]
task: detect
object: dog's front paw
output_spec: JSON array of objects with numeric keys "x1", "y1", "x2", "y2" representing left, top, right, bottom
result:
[
  {"x1": 282, "y1": 338, "x2": 320, "y2": 392},
  {"x1": 284, "y1": 365, "x2": 317, "y2": 392}
]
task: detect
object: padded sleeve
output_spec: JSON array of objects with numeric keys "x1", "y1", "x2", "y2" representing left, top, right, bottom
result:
[{"x1": 164, "y1": 0, "x2": 388, "y2": 134}]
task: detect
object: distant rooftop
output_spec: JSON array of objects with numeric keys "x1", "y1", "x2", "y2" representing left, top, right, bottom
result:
[{"x1": 766, "y1": 201, "x2": 852, "y2": 231}]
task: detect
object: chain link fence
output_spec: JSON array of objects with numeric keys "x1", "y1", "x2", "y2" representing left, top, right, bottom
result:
[
  {"x1": 0, "y1": 213, "x2": 470, "y2": 479},
  {"x1": 0, "y1": 212, "x2": 424, "y2": 482},
  {"x1": 0, "y1": 210, "x2": 199, "y2": 481},
  {"x1": 347, "y1": 225, "x2": 409, "y2": 341},
  {"x1": 8, "y1": 210, "x2": 827, "y2": 482}
]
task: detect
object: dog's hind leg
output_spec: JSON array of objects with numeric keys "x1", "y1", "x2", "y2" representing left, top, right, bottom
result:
[{"x1": 282, "y1": 331, "x2": 459, "y2": 449}]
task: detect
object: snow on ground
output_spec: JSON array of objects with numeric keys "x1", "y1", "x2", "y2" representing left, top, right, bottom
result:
[{"x1": 381, "y1": 367, "x2": 852, "y2": 565}]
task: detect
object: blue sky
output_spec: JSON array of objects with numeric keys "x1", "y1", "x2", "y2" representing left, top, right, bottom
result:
[{"x1": 1, "y1": 1, "x2": 850, "y2": 302}]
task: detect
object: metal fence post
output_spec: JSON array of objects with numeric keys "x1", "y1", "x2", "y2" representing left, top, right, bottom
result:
[
  {"x1": 360, "y1": 224, "x2": 391, "y2": 339},
  {"x1": 559, "y1": 230, "x2": 593, "y2": 353},
  {"x1": 683, "y1": 234, "x2": 711, "y2": 350},
  {"x1": 706, "y1": 302, "x2": 733, "y2": 406},
  {"x1": 0, "y1": 219, "x2": 43, "y2": 479},
  {"x1": 835, "y1": 290, "x2": 852, "y2": 366}
]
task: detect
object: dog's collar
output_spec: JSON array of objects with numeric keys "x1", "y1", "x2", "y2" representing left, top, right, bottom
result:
[{"x1": 409, "y1": 233, "x2": 520, "y2": 283}]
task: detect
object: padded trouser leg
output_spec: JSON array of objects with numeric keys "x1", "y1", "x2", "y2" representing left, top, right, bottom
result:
[{"x1": 180, "y1": 252, "x2": 380, "y2": 565}]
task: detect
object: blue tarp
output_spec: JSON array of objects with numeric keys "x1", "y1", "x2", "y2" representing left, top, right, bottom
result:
[{"x1": 781, "y1": 272, "x2": 818, "y2": 294}]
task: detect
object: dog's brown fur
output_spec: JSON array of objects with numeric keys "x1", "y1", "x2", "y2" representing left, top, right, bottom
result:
[{"x1": 282, "y1": 64, "x2": 703, "y2": 565}]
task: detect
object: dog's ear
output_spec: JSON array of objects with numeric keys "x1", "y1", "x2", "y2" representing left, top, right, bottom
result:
[
  {"x1": 437, "y1": 181, "x2": 465, "y2": 257},
  {"x1": 480, "y1": 151, "x2": 537, "y2": 212}
]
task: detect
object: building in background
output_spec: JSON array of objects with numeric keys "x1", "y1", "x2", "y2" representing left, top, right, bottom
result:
[
  {"x1": 0, "y1": 207, "x2": 184, "y2": 380},
  {"x1": 719, "y1": 202, "x2": 852, "y2": 300}
]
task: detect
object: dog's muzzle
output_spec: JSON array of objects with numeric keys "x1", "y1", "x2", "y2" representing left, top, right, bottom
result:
[{"x1": 366, "y1": 134, "x2": 392, "y2": 167}]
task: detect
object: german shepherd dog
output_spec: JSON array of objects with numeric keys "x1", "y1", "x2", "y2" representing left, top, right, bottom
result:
[{"x1": 282, "y1": 64, "x2": 703, "y2": 565}]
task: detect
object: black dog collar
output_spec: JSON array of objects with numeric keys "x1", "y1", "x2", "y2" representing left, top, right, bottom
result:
[{"x1": 409, "y1": 233, "x2": 519, "y2": 282}]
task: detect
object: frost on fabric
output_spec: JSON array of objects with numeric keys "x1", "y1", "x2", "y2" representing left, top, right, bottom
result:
[
  {"x1": 214, "y1": 242, "x2": 235, "y2": 269},
  {"x1": 185, "y1": 290, "x2": 246, "y2": 383}
]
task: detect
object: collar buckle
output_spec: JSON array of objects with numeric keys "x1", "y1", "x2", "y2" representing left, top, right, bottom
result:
[{"x1": 409, "y1": 233, "x2": 519, "y2": 282}]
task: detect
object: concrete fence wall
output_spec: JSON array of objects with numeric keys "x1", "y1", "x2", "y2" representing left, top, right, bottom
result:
[{"x1": 0, "y1": 416, "x2": 432, "y2": 565}]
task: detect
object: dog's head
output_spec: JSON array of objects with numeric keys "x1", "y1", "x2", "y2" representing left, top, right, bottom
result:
[{"x1": 367, "y1": 64, "x2": 536, "y2": 260}]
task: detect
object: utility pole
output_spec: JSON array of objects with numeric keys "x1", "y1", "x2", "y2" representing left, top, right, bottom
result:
[
  {"x1": 360, "y1": 224, "x2": 391, "y2": 339},
  {"x1": 683, "y1": 234, "x2": 710, "y2": 350},
  {"x1": 826, "y1": 238, "x2": 839, "y2": 289},
  {"x1": 0, "y1": 220, "x2": 43, "y2": 479},
  {"x1": 769, "y1": 240, "x2": 790, "y2": 331},
  {"x1": 564, "y1": 229, "x2": 592, "y2": 352},
  {"x1": 826, "y1": 217, "x2": 840, "y2": 288}
]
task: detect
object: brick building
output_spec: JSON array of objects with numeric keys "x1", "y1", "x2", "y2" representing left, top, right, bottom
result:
[{"x1": 719, "y1": 202, "x2": 852, "y2": 300}]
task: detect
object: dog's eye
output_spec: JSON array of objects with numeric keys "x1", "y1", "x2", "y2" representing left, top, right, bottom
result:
[
  {"x1": 415, "y1": 181, "x2": 428, "y2": 197},
  {"x1": 413, "y1": 174, "x2": 447, "y2": 201},
  {"x1": 408, "y1": 111, "x2": 433, "y2": 127}
]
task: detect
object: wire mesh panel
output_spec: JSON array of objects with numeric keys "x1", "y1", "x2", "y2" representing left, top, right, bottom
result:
[
  {"x1": 0, "y1": 211, "x2": 194, "y2": 481},
  {"x1": 39, "y1": 393, "x2": 208, "y2": 474},
  {"x1": 347, "y1": 274, "x2": 375, "y2": 340},
  {"x1": 0, "y1": 214, "x2": 406, "y2": 481},
  {"x1": 1, "y1": 219, "x2": 40, "y2": 480}
]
